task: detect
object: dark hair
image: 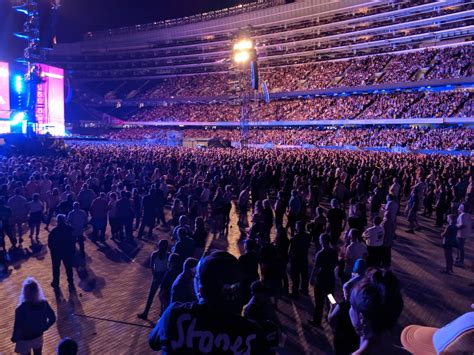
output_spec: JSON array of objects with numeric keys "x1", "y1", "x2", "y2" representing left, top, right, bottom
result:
[
  {"x1": 373, "y1": 216, "x2": 382, "y2": 225},
  {"x1": 319, "y1": 233, "x2": 331, "y2": 246},
  {"x1": 350, "y1": 269, "x2": 403, "y2": 336},
  {"x1": 183, "y1": 257, "x2": 198, "y2": 271},
  {"x1": 244, "y1": 239, "x2": 256, "y2": 251},
  {"x1": 157, "y1": 239, "x2": 169, "y2": 254},
  {"x1": 57, "y1": 337, "x2": 78, "y2": 355},
  {"x1": 350, "y1": 228, "x2": 361, "y2": 241}
]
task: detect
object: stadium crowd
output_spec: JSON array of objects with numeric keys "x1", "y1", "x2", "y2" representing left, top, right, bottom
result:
[
  {"x1": 104, "y1": 127, "x2": 473, "y2": 151},
  {"x1": 90, "y1": 45, "x2": 473, "y2": 100},
  {"x1": 2, "y1": 143, "x2": 473, "y2": 353},
  {"x1": 127, "y1": 90, "x2": 471, "y2": 122}
]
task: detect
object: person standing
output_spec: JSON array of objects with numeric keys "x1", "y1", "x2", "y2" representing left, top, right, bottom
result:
[
  {"x1": 137, "y1": 239, "x2": 169, "y2": 320},
  {"x1": 441, "y1": 214, "x2": 458, "y2": 274},
  {"x1": 309, "y1": 233, "x2": 338, "y2": 328},
  {"x1": 344, "y1": 229, "x2": 367, "y2": 282},
  {"x1": 238, "y1": 187, "x2": 250, "y2": 227},
  {"x1": 327, "y1": 279, "x2": 359, "y2": 355},
  {"x1": 27, "y1": 194, "x2": 44, "y2": 245},
  {"x1": 77, "y1": 183, "x2": 96, "y2": 215},
  {"x1": 48, "y1": 214, "x2": 76, "y2": 291},
  {"x1": 327, "y1": 199, "x2": 347, "y2": 246},
  {"x1": 0, "y1": 198, "x2": 16, "y2": 250},
  {"x1": 405, "y1": 190, "x2": 419, "y2": 233},
  {"x1": 170, "y1": 257, "x2": 199, "y2": 304},
  {"x1": 8, "y1": 188, "x2": 28, "y2": 246},
  {"x1": 289, "y1": 221, "x2": 311, "y2": 298},
  {"x1": 287, "y1": 190, "x2": 301, "y2": 236},
  {"x1": 107, "y1": 192, "x2": 119, "y2": 240},
  {"x1": 363, "y1": 216, "x2": 384, "y2": 268},
  {"x1": 45, "y1": 188, "x2": 60, "y2": 231},
  {"x1": 191, "y1": 217, "x2": 208, "y2": 258},
  {"x1": 158, "y1": 253, "x2": 181, "y2": 315},
  {"x1": 456, "y1": 203, "x2": 472, "y2": 267},
  {"x1": 381, "y1": 214, "x2": 394, "y2": 269},
  {"x1": 90, "y1": 193, "x2": 108, "y2": 242},
  {"x1": 67, "y1": 202, "x2": 88, "y2": 257},
  {"x1": 171, "y1": 228, "x2": 196, "y2": 265},
  {"x1": 11, "y1": 277, "x2": 56, "y2": 355},
  {"x1": 274, "y1": 191, "x2": 286, "y2": 229},
  {"x1": 155, "y1": 187, "x2": 167, "y2": 227},
  {"x1": 116, "y1": 191, "x2": 134, "y2": 242},
  {"x1": 138, "y1": 188, "x2": 157, "y2": 239},
  {"x1": 131, "y1": 188, "x2": 142, "y2": 230}
]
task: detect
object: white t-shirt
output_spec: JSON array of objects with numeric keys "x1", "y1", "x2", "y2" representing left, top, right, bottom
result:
[
  {"x1": 345, "y1": 242, "x2": 367, "y2": 273},
  {"x1": 364, "y1": 225, "x2": 384, "y2": 247},
  {"x1": 457, "y1": 212, "x2": 472, "y2": 239}
]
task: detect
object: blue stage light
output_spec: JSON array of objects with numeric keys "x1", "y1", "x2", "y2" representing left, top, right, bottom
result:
[
  {"x1": 14, "y1": 75, "x2": 25, "y2": 94},
  {"x1": 10, "y1": 111, "x2": 27, "y2": 125}
]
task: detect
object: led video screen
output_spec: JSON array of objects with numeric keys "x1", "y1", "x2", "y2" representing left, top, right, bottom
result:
[
  {"x1": 0, "y1": 62, "x2": 10, "y2": 118},
  {"x1": 35, "y1": 64, "x2": 65, "y2": 136},
  {"x1": 0, "y1": 62, "x2": 11, "y2": 133}
]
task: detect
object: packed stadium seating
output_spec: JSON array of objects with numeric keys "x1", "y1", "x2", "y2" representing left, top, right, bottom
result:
[{"x1": 103, "y1": 126, "x2": 473, "y2": 150}]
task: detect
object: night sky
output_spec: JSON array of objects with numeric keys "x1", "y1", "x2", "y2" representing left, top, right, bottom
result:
[{"x1": 0, "y1": 0, "x2": 253, "y2": 61}]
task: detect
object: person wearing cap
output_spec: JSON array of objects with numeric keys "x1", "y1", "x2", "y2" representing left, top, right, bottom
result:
[
  {"x1": 149, "y1": 250, "x2": 270, "y2": 354},
  {"x1": 67, "y1": 202, "x2": 88, "y2": 257},
  {"x1": 48, "y1": 214, "x2": 76, "y2": 291},
  {"x1": 401, "y1": 310, "x2": 474, "y2": 354}
]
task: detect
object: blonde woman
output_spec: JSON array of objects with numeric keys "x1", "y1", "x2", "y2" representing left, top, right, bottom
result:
[{"x1": 11, "y1": 277, "x2": 56, "y2": 355}]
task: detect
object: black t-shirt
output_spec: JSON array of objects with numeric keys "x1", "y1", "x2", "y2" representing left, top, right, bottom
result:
[
  {"x1": 327, "y1": 208, "x2": 346, "y2": 230},
  {"x1": 314, "y1": 247, "x2": 338, "y2": 287},
  {"x1": 149, "y1": 302, "x2": 270, "y2": 354}
]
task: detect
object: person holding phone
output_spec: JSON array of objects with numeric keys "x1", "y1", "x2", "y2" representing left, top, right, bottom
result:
[
  {"x1": 328, "y1": 282, "x2": 359, "y2": 355},
  {"x1": 309, "y1": 233, "x2": 338, "y2": 328}
]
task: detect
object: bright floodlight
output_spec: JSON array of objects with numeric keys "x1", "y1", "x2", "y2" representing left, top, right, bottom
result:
[
  {"x1": 234, "y1": 51, "x2": 251, "y2": 63},
  {"x1": 233, "y1": 39, "x2": 253, "y2": 51}
]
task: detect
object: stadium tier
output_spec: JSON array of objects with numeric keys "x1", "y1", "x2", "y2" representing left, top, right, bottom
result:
[{"x1": 48, "y1": 0, "x2": 473, "y2": 127}]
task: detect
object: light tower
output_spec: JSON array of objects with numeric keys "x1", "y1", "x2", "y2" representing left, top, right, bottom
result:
[{"x1": 230, "y1": 36, "x2": 258, "y2": 148}]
